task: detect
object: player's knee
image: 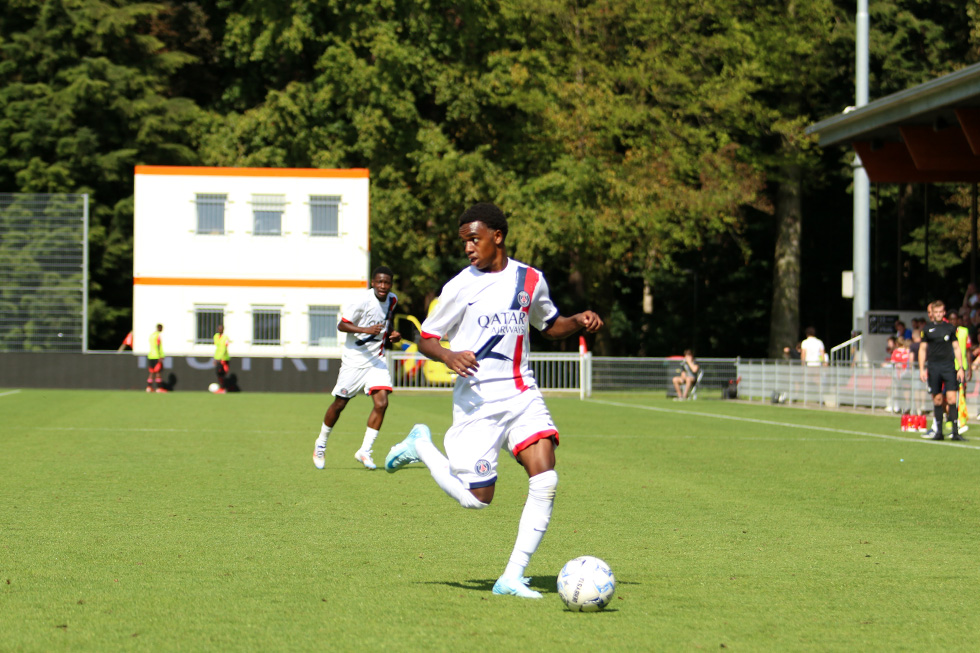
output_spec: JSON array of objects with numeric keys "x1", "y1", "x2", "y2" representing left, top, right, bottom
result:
[
  {"x1": 461, "y1": 493, "x2": 489, "y2": 510},
  {"x1": 529, "y1": 469, "x2": 558, "y2": 500}
]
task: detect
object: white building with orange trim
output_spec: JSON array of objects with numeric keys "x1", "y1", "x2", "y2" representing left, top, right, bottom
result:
[{"x1": 132, "y1": 165, "x2": 370, "y2": 358}]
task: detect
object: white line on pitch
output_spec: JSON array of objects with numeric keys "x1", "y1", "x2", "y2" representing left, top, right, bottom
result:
[
  {"x1": 0, "y1": 389, "x2": 22, "y2": 398},
  {"x1": 586, "y1": 399, "x2": 980, "y2": 450}
]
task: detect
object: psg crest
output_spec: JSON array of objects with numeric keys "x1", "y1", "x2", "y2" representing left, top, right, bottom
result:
[
  {"x1": 475, "y1": 459, "x2": 492, "y2": 476},
  {"x1": 517, "y1": 291, "x2": 531, "y2": 307}
]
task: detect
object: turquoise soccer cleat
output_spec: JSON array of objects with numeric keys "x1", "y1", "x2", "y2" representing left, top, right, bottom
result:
[
  {"x1": 384, "y1": 424, "x2": 431, "y2": 473},
  {"x1": 492, "y1": 576, "x2": 542, "y2": 599}
]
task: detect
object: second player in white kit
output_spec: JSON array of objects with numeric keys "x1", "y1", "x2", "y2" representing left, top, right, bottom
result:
[{"x1": 312, "y1": 266, "x2": 400, "y2": 471}]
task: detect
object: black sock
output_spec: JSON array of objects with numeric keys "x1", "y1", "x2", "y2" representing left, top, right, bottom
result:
[{"x1": 935, "y1": 406, "x2": 945, "y2": 433}]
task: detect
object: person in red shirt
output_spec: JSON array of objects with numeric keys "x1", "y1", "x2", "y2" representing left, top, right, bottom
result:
[{"x1": 889, "y1": 337, "x2": 911, "y2": 372}]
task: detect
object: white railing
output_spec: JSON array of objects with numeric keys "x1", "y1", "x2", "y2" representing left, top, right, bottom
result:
[
  {"x1": 830, "y1": 334, "x2": 863, "y2": 365},
  {"x1": 733, "y1": 359, "x2": 973, "y2": 414},
  {"x1": 386, "y1": 350, "x2": 593, "y2": 399}
]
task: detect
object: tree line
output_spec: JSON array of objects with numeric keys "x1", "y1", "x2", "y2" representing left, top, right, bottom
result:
[{"x1": 1, "y1": 0, "x2": 977, "y2": 355}]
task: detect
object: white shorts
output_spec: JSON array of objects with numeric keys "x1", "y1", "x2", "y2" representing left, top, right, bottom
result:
[
  {"x1": 332, "y1": 361, "x2": 393, "y2": 399},
  {"x1": 444, "y1": 388, "x2": 558, "y2": 489}
]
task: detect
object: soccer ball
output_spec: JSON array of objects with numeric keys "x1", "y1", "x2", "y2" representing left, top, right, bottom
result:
[
  {"x1": 557, "y1": 556, "x2": 616, "y2": 611},
  {"x1": 208, "y1": 383, "x2": 219, "y2": 393}
]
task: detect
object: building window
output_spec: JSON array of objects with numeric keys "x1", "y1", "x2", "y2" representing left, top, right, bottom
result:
[
  {"x1": 195, "y1": 194, "x2": 227, "y2": 234},
  {"x1": 310, "y1": 195, "x2": 340, "y2": 237},
  {"x1": 253, "y1": 307, "x2": 281, "y2": 345},
  {"x1": 195, "y1": 307, "x2": 225, "y2": 345},
  {"x1": 309, "y1": 305, "x2": 340, "y2": 347},
  {"x1": 252, "y1": 194, "x2": 285, "y2": 236}
]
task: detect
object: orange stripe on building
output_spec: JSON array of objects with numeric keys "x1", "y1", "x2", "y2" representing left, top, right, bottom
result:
[
  {"x1": 134, "y1": 277, "x2": 367, "y2": 289},
  {"x1": 134, "y1": 165, "x2": 369, "y2": 179}
]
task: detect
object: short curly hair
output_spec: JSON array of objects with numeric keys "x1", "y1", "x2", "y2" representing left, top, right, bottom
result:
[{"x1": 458, "y1": 202, "x2": 508, "y2": 238}]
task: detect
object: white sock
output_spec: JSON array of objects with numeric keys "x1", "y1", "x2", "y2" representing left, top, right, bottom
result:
[
  {"x1": 316, "y1": 424, "x2": 331, "y2": 448},
  {"x1": 416, "y1": 438, "x2": 487, "y2": 510},
  {"x1": 502, "y1": 470, "x2": 558, "y2": 579},
  {"x1": 360, "y1": 427, "x2": 379, "y2": 452}
]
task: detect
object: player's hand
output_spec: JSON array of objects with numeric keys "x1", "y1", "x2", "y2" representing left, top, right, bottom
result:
[
  {"x1": 389, "y1": 330, "x2": 401, "y2": 342},
  {"x1": 919, "y1": 369, "x2": 928, "y2": 383},
  {"x1": 365, "y1": 323, "x2": 385, "y2": 335},
  {"x1": 444, "y1": 350, "x2": 479, "y2": 377},
  {"x1": 576, "y1": 311, "x2": 603, "y2": 333}
]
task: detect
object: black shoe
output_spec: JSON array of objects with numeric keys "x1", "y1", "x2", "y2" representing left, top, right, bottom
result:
[
  {"x1": 921, "y1": 432, "x2": 944, "y2": 441},
  {"x1": 951, "y1": 433, "x2": 968, "y2": 441}
]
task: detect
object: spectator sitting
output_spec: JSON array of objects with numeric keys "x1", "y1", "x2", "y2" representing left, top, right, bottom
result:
[
  {"x1": 895, "y1": 320, "x2": 911, "y2": 340},
  {"x1": 889, "y1": 337, "x2": 911, "y2": 373},
  {"x1": 671, "y1": 349, "x2": 701, "y2": 400},
  {"x1": 885, "y1": 336, "x2": 897, "y2": 360},
  {"x1": 782, "y1": 343, "x2": 802, "y2": 361}
]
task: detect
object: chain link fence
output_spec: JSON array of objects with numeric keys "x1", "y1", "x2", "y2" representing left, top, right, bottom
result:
[{"x1": 0, "y1": 193, "x2": 88, "y2": 352}]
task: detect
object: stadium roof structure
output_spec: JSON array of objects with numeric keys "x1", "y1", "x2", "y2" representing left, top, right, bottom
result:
[{"x1": 807, "y1": 62, "x2": 980, "y2": 183}]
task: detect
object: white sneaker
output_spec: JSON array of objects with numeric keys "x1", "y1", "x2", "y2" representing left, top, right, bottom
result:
[
  {"x1": 313, "y1": 441, "x2": 326, "y2": 469},
  {"x1": 354, "y1": 449, "x2": 377, "y2": 470}
]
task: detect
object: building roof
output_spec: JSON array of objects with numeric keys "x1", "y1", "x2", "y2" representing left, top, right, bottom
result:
[{"x1": 806, "y1": 63, "x2": 980, "y2": 183}]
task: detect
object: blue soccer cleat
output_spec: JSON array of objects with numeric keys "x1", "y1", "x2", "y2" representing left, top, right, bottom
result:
[
  {"x1": 492, "y1": 576, "x2": 542, "y2": 599},
  {"x1": 384, "y1": 424, "x2": 431, "y2": 473}
]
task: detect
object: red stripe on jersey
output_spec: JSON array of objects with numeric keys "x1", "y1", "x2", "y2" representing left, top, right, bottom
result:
[
  {"x1": 512, "y1": 267, "x2": 540, "y2": 391},
  {"x1": 511, "y1": 429, "x2": 559, "y2": 457},
  {"x1": 421, "y1": 331, "x2": 442, "y2": 340},
  {"x1": 341, "y1": 317, "x2": 353, "y2": 324}
]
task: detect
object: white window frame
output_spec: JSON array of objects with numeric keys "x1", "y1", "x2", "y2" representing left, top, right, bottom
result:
[
  {"x1": 194, "y1": 305, "x2": 225, "y2": 345},
  {"x1": 309, "y1": 195, "x2": 341, "y2": 237},
  {"x1": 252, "y1": 194, "x2": 286, "y2": 236},
  {"x1": 309, "y1": 305, "x2": 341, "y2": 347},
  {"x1": 252, "y1": 306, "x2": 282, "y2": 346},
  {"x1": 195, "y1": 193, "x2": 227, "y2": 235}
]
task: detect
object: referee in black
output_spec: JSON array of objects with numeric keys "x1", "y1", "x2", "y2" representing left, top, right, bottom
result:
[{"x1": 918, "y1": 300, "x2": 966, "y2": 441}]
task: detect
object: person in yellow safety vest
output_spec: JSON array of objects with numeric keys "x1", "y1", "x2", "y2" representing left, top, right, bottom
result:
[
  {"x1": 949, "y1": 311, "x2": 971, "y2": 435},
  {"x1": 147, "y1": 324, "x2": 166, "y2": 393},
  {"x1": 213, "y1": 325, "x2": 231, "y2": 393}
]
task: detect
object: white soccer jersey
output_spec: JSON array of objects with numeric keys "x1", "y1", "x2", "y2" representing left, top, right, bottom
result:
[
  {"x1": 421, "y1": 258, "x2": 559, "y2": 405},
  {"x1": 339, "y1": 288, "x2": 397, "y2": 369}
]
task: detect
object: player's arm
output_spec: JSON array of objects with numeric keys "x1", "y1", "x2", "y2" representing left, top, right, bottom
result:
[
  {"x1": 339, "y1": 320, "x2": 384, "y2": 336},
  {"x1": 918, "y1": 341, "x2": 928, "y2": 382},
  {"x1": 541, "y1": 311, "x2": 603, "y2": 340},
  {"x1": 418, "y1": 335, "x2": 478, "y2": 377}
]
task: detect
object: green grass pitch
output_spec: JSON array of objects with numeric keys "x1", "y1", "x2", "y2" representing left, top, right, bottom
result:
[{"x1": 3, "y1": 388, "x2": 980, "y2": 651}]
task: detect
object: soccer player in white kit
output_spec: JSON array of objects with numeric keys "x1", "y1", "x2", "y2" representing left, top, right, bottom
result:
[
  {"x1": 384, "y1": 203, "x2": 603, "y2": 598},
  {"x1": 313, "y1": 266, "x2": 401, "y2": 470}
]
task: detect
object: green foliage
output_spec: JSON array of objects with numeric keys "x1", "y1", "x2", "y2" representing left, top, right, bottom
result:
[
  {"x1": 0, "y1": 0, "x2": 202, "y2": 348},
  {"x1": 2, "y1": 0, "x2": 979, "y2": 354}
]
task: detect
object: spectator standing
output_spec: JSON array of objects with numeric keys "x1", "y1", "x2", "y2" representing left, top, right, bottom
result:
[
  {"x1": 909, "y1": 328, "x2": 923, "y2": 363},
  {"x1": 146, "y1": 324, "x2": 166, "y2": 393},
  {"x1": 964, "y1": 282, "x2": 979, "y2": 318},
  {"x1": 800, "y1": 327, "x2": 826, "y2": 366},
  {"x1": 213, "y1": 325, "x2": 231, "y2": 393}
]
